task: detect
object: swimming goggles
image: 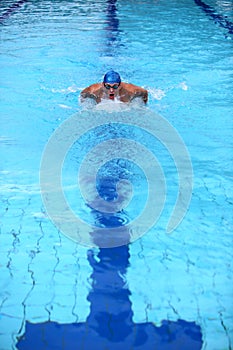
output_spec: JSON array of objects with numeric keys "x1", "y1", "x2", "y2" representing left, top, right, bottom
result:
[{"x1": 104, "y1": 83, "x2": 120, "y2": 90}]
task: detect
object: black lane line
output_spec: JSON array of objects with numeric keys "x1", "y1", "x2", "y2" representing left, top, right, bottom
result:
[
  {"x1": 0, "y1": 0, "x2": 28, "y2": 23},
  {"x1": 105, "y1": 0, "x2": 124, "y2": 56},
  {"x1": 194, "y1": 0, "x2": 233, "y2": 36},
  {"x1": 16, "y1": 176, "x2": 203, "y2": 350}
]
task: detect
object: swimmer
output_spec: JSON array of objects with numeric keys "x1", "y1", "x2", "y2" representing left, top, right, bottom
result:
[{"x1": 80, "y1": 70, "x2": 148, "y2": 104}]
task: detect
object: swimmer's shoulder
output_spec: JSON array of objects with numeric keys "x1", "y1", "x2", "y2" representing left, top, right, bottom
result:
[
  {"x1": 80, "y1": 83, "x2": 103, "y2": 103},
  {"x1": 82, "y1": 83, "x2": 102, "y2": 94},
  {"x1": 121, "y1": 82, "x2": 147, "y2": 93},
  {"x1": 120, "y1": 82, "x2": 148, "y2": 103}
]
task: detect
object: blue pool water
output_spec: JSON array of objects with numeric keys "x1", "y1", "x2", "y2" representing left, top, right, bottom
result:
[{"x1": 0, "y1": 0, "x2": 233, "y2": 349}]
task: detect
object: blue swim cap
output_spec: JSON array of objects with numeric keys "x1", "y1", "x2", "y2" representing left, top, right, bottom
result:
[{"x1": 103, "y1": 70, "x2": 121, "y2": 84}]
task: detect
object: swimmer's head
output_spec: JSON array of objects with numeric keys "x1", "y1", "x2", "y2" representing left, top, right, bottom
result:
[{"x1": 103, "y1": 70, "x2": 121, "y2": 84}]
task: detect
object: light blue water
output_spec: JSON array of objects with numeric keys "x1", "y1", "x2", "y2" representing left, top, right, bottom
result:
[{"x1": 0, "y1": 0, "x2": 233, "y2": 349}]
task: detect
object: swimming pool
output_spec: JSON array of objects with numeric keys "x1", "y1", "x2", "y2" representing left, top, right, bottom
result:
[{"x1": 0, "y1": 0, "x2": 232, "y2": 349}]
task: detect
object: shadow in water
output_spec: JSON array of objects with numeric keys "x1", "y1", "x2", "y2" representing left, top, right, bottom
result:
[{"x1": 17, "y1": 177, "x2": 203, "y2": 349}]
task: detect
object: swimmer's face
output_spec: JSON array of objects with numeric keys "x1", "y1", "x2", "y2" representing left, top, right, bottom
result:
[{"x1": 103, "y1": 83, "x2": 120, "y2": 100}]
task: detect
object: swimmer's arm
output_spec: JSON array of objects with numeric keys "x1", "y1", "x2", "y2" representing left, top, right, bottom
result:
[
  {"x1": 132, "y1": 87, "x2": 148, "y2": 103},
  {"x1": 123, "y1": 83, "x2": 148, "y2": 103},
  {"x1": 80, "y1": 84, "x2": 101, "y2": 103},
  {"x1": 80, "y1": 89, "x2": 97, "y2": 102}
]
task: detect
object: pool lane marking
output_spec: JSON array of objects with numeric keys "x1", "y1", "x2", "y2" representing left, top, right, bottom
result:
[
  {"x1": 194, "y1": 0, "x2": 233, "y2": 36},
  {"x1": 0, "y1": 0, "x2": 28, "y2": 23}
]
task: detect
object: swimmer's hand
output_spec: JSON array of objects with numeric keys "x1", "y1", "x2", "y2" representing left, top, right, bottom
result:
[
  {"x1": 80, "y1": 92, "x2": 97, "y2": 102},
  {"x1": 130, "y1": 90, "x2": 148, "y2": 104},
  {"x1": 131, "y1": 93, "x2": 148, "y2": 104}
]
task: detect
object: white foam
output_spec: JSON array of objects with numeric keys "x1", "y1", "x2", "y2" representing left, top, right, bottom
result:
[
  {"x1": 95, "y1": 98, "x2": 131, "y2": 112},
  {"x1": 179, "y1": 81, "x2": 188, "y2": 91},
  {"x1": 81, "y1": 97, "x2": 147, "y2": 112},
  {"x1": 58, "y1": 85, "x2": 80, "y2": 93},
  {"x1": 58, "y1": 104, "x2": 73, "y2": 109},
  {"x1": 148, "y1": 88, "x2": 166, "y2": 100}
]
